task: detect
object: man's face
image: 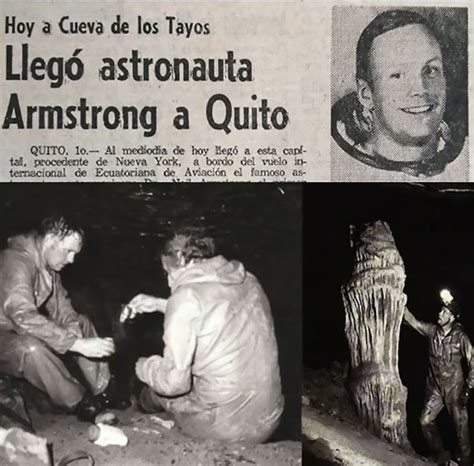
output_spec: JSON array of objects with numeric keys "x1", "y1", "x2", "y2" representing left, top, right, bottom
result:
[
  {"x1": 367, "y1": 24, "x2": 446, "y2": 146},
  {"x1": 437, "y1": 306, "x2": 454, "y2": 327},
  {"x1": 43, "y1": 232, "x2": 83, "y2": 272}
]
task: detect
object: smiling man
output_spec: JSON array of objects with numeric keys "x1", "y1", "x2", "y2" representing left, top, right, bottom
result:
[
  {"x1": 0, "y1": 215, "x2": 123, "y2": 422},
  {"x1": 358, "y1": 21, "x2": 446, "y2": 161},
  {"x1": 403, "y1": 291, "x2": 473, "y2": 466},
  {"x1": 331, "y1": 9, "x2": 468, "y2": 180}
]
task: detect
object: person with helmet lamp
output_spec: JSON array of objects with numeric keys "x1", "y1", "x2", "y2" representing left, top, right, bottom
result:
[{"x1": 404, "y1": 288, "x2": 473, "y2": 465}]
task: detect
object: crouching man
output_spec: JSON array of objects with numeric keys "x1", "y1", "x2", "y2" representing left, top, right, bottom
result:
[
  {"x1": 0, "y1": 216, "x2": 125, "y2": 422},
  {"x1": 122, "y1": 231, "x2": 284, "y2": 443}
]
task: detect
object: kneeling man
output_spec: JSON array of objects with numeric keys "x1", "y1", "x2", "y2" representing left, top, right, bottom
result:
[{"x1": 0, "y1": 216, "x2": 124, "y2": 421}]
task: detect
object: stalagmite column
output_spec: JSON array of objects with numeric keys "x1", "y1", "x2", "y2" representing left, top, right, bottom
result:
[{"x1": 342, "y1": 220, "x2": 409, "y2": 447}]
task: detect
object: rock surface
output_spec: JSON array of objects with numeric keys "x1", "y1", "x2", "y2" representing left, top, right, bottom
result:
[
  {"x1": 0, "y1": 427, "x2": 49, "y2": 466},
  {"x1": 342, "y1": 221, "x2": 409, "y2": 446},
  {"x1": 302, "y1": 366, "x2": 432, "y2": 466},
  {"x1": 302, "y1": 406, "x2": 431, "y2": 466},
  {"x1": 31, "y1": 407, "x2": 301, "y2": 466}
]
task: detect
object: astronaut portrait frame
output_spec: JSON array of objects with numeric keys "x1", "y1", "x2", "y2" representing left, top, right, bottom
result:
[{"x1": 330, "y1": 6, "x2": 468, "y2": 182}]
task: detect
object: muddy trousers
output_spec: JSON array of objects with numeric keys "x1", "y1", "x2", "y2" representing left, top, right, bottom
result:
[
  {"x1": 138, "y1": 384, "x2": 282, "y2": 443},
  {"x1": 420, "y1": 387, "x2": 471, "y2": 465},
  {"x1": 0, "y1": 315, "x2": 110, "y2": 409}
]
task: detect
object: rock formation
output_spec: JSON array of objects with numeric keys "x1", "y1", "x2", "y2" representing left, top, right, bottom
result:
[{"x1": 342, "y1": 220, "x2": 409, "y2": 446}]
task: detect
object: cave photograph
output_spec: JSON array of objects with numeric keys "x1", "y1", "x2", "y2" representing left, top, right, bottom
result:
[
  {"x1": 0, "y1": 183, "x2": 301, "y2": 465},
  {"x1": 303, "y1": 183, "x2": 474, "y2": 466}
]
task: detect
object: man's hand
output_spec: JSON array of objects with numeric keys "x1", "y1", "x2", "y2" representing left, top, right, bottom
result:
[
  {"x1": 120, "y1": 294, "x2": 167, "y2": 323},
  {"x1": 460, "y1": 386, "x2": 471, "y2": 406},
  {"x1": 402, "y1": 306, "x2": 432, "y2": 336},
  {"x1": 70, "y1": 337, "x2": 115, "y2": 358}
]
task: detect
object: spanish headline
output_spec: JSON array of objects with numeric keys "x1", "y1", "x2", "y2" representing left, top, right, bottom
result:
[{"x1": 3, "y1": 15, "x2": 289, "y2": 138}]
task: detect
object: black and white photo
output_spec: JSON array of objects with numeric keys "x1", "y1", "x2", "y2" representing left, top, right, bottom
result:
[
  {"x1": 331, "y1": 7, "x2": 468, "y2": 181},
  {"x1": 303, "y1": 184, "x2": 474, "y2": 465},
  {"x1": 0, "y1": 183, "x2": 301, "y2": 465}
]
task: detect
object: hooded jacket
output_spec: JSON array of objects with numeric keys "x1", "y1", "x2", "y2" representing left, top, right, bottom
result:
[
  {"x1": 0, "y1": 233, "x2": 81, "y2": 353},
  {"x1": 136, "y1": 255, "x2": 284, "y2": 442}
]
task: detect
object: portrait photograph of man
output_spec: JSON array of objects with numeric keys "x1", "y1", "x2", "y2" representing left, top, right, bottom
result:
[{"x1": 330, "y1": 7, "x2": 468, "y2": 181}]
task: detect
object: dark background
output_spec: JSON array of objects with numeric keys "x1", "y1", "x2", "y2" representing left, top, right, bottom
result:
[
  {"x1": 0, "y1": 183, "x2": 302, "y2": 441},
  {"x1": 304, "y1": 183, "x2": 474, "y2": 454}
]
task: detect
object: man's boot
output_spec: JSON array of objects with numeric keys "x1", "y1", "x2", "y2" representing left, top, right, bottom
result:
[
  {"x1": 137, "y1": 385, "x2": 165, "y2": 414},
  {"x1": 73, "y1": 394, "x2": 104, "y2": 423}
]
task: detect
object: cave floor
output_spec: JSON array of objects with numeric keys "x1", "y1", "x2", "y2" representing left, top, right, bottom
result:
[
  {"x1": 302, "y1": 366, "x2": 436, "y2": 466},
  {"x1": 30, "y1": 407, "x2": 301, "y2": 466}
]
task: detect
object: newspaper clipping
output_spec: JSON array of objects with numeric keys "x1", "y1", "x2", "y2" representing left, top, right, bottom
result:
[
  {"x1": 0, "y1": 3, "x2": 305, "y2": 465},
  {"x1": 1, "y1": 1, "x2": 320, "y2": 182},
  {"x1": 0, "y1": 1, "x2": 473, "y2": 465},
  {"x1": 1, "y1": 1, "x2": 472, "y2": 182}
]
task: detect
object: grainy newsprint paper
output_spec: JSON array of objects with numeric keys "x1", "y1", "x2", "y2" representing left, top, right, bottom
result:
[
  {"x1": 0, "y1": 1, "x2": 471, "y2": 182},
  {"x1": 330, "y1": 2, "x2": 470, "y2": 182},
  {"x1": 0, "y1": 1, "x2": 322, "y2": 182}
]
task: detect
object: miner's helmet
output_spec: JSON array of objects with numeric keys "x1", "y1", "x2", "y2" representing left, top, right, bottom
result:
[{"x1": 440, "y1": 288, "x2": 461, "y2": 320}]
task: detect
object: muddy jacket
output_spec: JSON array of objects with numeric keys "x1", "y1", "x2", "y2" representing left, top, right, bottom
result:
[
  {"x1": 136, "y1": 255, "x2": 284, "y2": 442},
  {"x1": 0, "y1": 234, "x2": 81, "y2": 354},
  {"x1": 409, "y1": 319, "x2": 474, "y2": 396}
]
